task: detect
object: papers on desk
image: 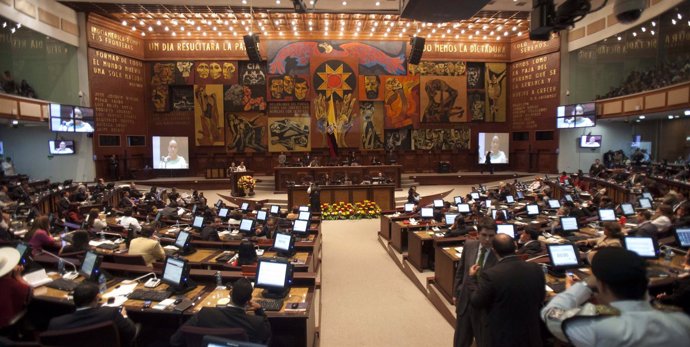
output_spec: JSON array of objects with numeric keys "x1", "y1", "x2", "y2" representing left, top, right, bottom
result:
[
  {"x1": 455, "y1": 246, "x2": 463, "y2": 257},
  {"x1": 89, "y1": 240, "x2": 115, "y2": 247},
  {"x1": 23, "y1": 269, "x2": 53, "y2": 288},
  {"x1": 153, "y1": 298, "x2": 175, "y2": 310},
  {"x1": 408, "y1": 218, "x2": 418, "y2": 226},
  {"x1": 163, "y1": 245, "x2": 179, "y2": 251},
  {"x1": 103, "y1": 283, "x2": 137, "y2": 298}
]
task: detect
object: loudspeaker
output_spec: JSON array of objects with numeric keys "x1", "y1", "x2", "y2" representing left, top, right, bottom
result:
[
  {"x1": 408, "y1": 37, "x2": 425, "y2": 65},
  {"x1": 243, "y1": 35, "x2": 261, "y2": 62}
]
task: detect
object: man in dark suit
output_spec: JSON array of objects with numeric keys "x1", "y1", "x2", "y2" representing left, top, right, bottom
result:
[
  {"x1": 47, "y1": 282, "x2": 137, "y2": 346},
  {"x1": 57, "y1": 191, "x2": 71, "y2": 218},
  {"x1": 470, "y1": 234, "x2": 546, "y2": 347},
  {"x1": 200, "y1": 217, "x2": 222, "y2": 241},
  {"x1": 453, "y1": 217, "x2": 498, "y2": 347},
  {"x1": 632, "y1": 209, "x2": 657, "y2": 240},
  {"x1": 170, "y1": 278, "x2": 271, "y2": 345},
  {"x1": 517, "y1": 225, "x2": 543, "y2": 256}
]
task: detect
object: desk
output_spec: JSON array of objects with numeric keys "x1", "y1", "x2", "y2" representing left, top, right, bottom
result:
[
  {"x1": 435, "y1": 246, "x2": 462, "y2": 303},
  {"x1": 274, "y1": 165, "x2": 402, "y2": 191},
  {"x1": 228, "y1": 170, "x2": 254, "y2": 197},
  {"x1": 408, "y1": 231, "x2": 466, "y2": 272},
  {"x1": 390, "y1": 221, "x2": 439, "y2": 253},
  {"x1": 288, "y1": 184, "x2": 395, "y2": 210},
  {"x1": 31, "y1": 267, "x2": 318, "y2": 347},
  {"x1": 379, "y1": 214, "x2": 411, "y2": 240}
]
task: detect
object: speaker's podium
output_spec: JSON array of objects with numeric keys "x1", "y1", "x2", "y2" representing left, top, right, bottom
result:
[{"x1": 229, "y1": 170, "x2": 254, "y2": 197}]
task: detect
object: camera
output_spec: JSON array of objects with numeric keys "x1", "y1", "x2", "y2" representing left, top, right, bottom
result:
[{"x1": 614, "y1": 0, "x2": 646, "y2": 24}]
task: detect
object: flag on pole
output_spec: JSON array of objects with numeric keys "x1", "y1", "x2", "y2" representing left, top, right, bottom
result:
[{"x1": 326, "y1": 95, "x2": 339, "y2": 158}]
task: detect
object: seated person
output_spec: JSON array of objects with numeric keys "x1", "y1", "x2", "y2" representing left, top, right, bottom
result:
[
  {"x1": 407, "y1": 186, "x2": 421, "y2": 204},
  {"x1": 91, "y1": 178, "x2": 107, "y2": 196},
  {"x1": 446, "y1": 216, "x2": 471, "y2": 236},
  {"x1": 117, "y1": 208, "x2": 142, "y2": 233},
  {"x1": 651, "y1": 204, "x2": 673, "y2": 235},
  {"x1": 200, "y1": 217, "x2": 221, "y2": 242},
  {"x1": 26, "y1": 216, "x2": 60, "y2": 255},
  {"x1": 168, "y1": 188, "x2": 180, "y2": 205},
  {"x1": 59, "y1": 230, "x2": 90, "y2": 255},
  {"x1": 86, "y1": 208, "x2": 107, "y2": 233},
  {"x1": 576, "y1": 222, "x2": 624, "y2": 263},
  {"x1": 517, "y1": 225, "x2": 543, "y2": 256},
  {"x1": 57, "y1": 191, "x2": 71, "y2": 218},
  {"x1": 159, "y1": 202, "x2": 180, "y2": 220},
  {"x1": 118, "y1": 191, "x2": 135, "y2": 209},
  {"x1": 630, "y1": 210, "x2": 657, "y2": 240},
  {"x1": 128, "y1": 182, "x2": 143, "y2": 199},
  {"x1": 72, "y1": 185, "x2": 89, "y2": 202},
  {"x1": 47, "y1": 282, "x2": 137, "y2": 347},
  {"x1": 232, "y1": 240, "x2": 258, "y2": 267},
  {"x1": 169, "y1": 278, "x2": 271, "y2": 346},
  {"x1": 65, "y1": 205, "x2": 83, "y2": 225},
  {"x1": 236, "y1": 161, "x2": 247, "y2": 172},
  {"x1": 0, "y1": 247, "x2": 32, "y2": 329},
  {"x1": 128, "y1": 226, "x2": 165, "y2": 266},
  {"x1": 655, "y1": 250, "x2": 690, "y2": 315}
]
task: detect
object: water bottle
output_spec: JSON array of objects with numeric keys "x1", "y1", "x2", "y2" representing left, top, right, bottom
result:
[
  {"x1": 98, "y1": 273, "x2": 107, "y2": 294},
  {"x1": 58, "y1": 258, "x2": 65, "y2": 274},
  {"x1": 215, "y1": 271, "x2": 223, "y2": 288},
  {"x1": 541, "y1": 264, "x2": 548, "y2": 277},
  {"x1": 664, "y1": 247, "x2": 674, "y2": 262}
]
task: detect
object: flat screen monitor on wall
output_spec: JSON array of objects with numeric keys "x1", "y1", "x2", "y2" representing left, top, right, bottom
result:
[
  {"x1": 579, "y1": 135, "x2": 602, "y2": 148},
  {"x1": 49, "y1": 104, "x2": 95, "y2": 133},
  {"x1": 152, "y1": 136, "x2": 189, "y2": 169},
  {"x1": 48, "y1": 140, "x2": 76, "y2": 155},
  {"x1": 556, "y1": 102, "x2": 596, "y2": 128},
  {"x1": 477, "y1": 132, "x2": 509, "y2": 164}
]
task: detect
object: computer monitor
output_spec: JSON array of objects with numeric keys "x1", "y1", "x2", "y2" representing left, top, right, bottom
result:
[
  {"x1": 547, "y1": 200, "x2": 561, "y2": 209},
  {"x1": 526, "y1": 204, "x2": 540, "y2": 216},
  {"x1": 239, "y1": 219, "x2": 254, "y2": 234},
  {"x1": 256, "y1": 210, "x2": 268, "y2": 222},
  {"x1": 547, "y1": 244, "x2": 582, "y2": 269},
  {"x1": 674, "y1": 228, "x2": 690, "y2": 248},
  {"x1": 470, "y1": 192, "x2": 480, "y2": 200},
  {"x1": 564, "y1": 194, "x2": 573, "y2": 202},
  {"x1": 620, "y1": 203, "x2": 635, "y2": 216},
  {"x1": 218, "y1": 208, "x2": 229, "y2": 218},
  {"x1": 79, "y1": 251, "x2": 102, "y2": 281},
  {"x1": 433, "y1": 199, "x2": 444, "y2": 208},
  {"x1": 623, "y1": 236, "x2": 659, "y2": 259},
  {"x1": 484, "y1": 200, "x2": 492, "y2": 209},
  {"x1": 191, "y1": 204, "x2": 198, "y2": 215},
  {"x1": 492, "y1": 209, "x2": 508, "y2": 220},
  {"x1": 298, "y1": 205, "x2": 310, "y2": 212},
  {"x1": 270, "y1": 205, "x2": 280, "y2": 215},
  {"x1": 240, "y1": 202, "x2": 250, "y2": 212},
  {"x1": 162, "y1": 256, "x2": 194, "y2": 293},
  {"x1": 273, "y1": 232, "x2": 295, "y2": 256},
  {"x1": 598, "y1": 209, "x2": 616, "y2": 222},
  {"x1": 255, "y1": 257, "x2": 293, "y2": 299},
  {"x1": 496, "y1": 224, "x2": 515, "y2": 238},
  {"x1": 215, "y1": 199, "x2": 223, "y2": 208},
  {"x1": 563, "y1": 179, "x2": 571, "y2": 186},
  {"x1": 457, "y1": 203, "x2": 470, "y2": 213},
  {"x1": 405, "y1": 203, "x2": 414, "y2": 212},
  {"x1": 292, "y1": 219, "x2": 309, "y2": 236},
  {"x1": 505, "y1": 195, "x2": 514, "y2": 204},
  {"x1": 192, "y1": 215, "x2": 205, "y2": 229},
  {"x1": 454, "y1": 196, "x2": 463, "y2": 204},
  {"x1": 638, "y1": 198, "x2": 652, "y2": 209},
  {"x1": 560, "y1": 217, "x2": 579, "y2": 233},
  {"x1": 175, "y1": 230, "x2": 191, "y2": 249},
  {"x1": 642, "y1": 192, "x2": 653, "y2": 200},
  {"x1": 202, "y1": 335, "x2": 266, "y2": 347},
  {"x1": 445, "y1": 214, "x2": 458, "y2": 225},
  {"x1": 517, "y1": 191, "x2": 525, "y2": 200},
  {"x1": 298, "y1": 211, "x2": 311, "y2": 221},
  {"x1": 420, "y1": 207, "x2": 434, "y2": 218},
  {"x1": 15, "y1": 242, "x2": 31, "y2": 266}
]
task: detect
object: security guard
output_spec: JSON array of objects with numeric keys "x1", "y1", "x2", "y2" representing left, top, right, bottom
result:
[{"x1": 541, "y1": 248, "x2": 690, "y2": 346}]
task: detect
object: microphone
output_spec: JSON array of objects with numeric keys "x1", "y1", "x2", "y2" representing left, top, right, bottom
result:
[
  {"x1": 122, "y1": 272, "x2": 157, "y2": 284},
  {"x1": 40, "y1": 250, "x2": 79, "y2": 280}
]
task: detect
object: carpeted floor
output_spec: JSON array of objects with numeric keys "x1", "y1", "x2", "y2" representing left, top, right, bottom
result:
[{"x1": 319, "y1": 219, "x2": 454, "y2": 346}]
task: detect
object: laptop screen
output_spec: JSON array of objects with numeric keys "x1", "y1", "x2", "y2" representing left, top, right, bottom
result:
[
  {"x1": 598, "y1": 209, "x2": 616, "y2": 222},
  {"x1": 526, "y1": 204, "x2": 539, "y2": 215},
  {"x1": 548, "y1": 200, "x2": 561, "y2": 209},
  {"x1": 676, "y1": 228, "x2": 690, "y2": 247},
  {"x1": 420, "y1": 208, "x2": 434, "y2": 218},
  {"x1": 454, "y1": 196, "x2": 463, "y2": 204},
  {"x1": 404, "y1": 203, "x2": 415, "y2": 212},
  {"x1": 445, "y1": 214, "x2": 458, "y2": 225},
  {"x1": 496, "y1": 224, "x2": 515, "y2": 238},
  {"x1": 548, "y1": 244, "x2": 580, "y2": 268},
  {"x1": 457, "y1": 204, "x2": 470, "y2": 213},
  {"x1": 638, "y1": 198, "x2": 652, "y2": 209},
  {"x1": 560, "y1": 217, "x2": 579, "y2": 232},
  {"x1": 620, "y1": 203, "x2": 635, "y2": 216},
  {"x1": 505, "y1": 195, "x2": 514, "y2": 204},
  {"x1": 470, "y1": 192, "x2": 480, "y2": 200},
  {"x1": 624, "y1": 236, "x2": 658, "y2": 258}
]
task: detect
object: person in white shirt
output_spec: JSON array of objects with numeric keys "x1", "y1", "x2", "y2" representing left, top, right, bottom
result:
[
  {"x1": 651, "y1": 204, "x2": 673, "y2": 234},
  {"x1": 61, "y1": 108, "x2": 94, "y2": 132},
  {"x1": 236, "y1": 161, "x2": 247, "y2": 172},
  {"x1": 161, "y1": 139, "x2": 188, "y2": 169},
  {"x1": 117, "y1": 208, "x2": 141, "y2": 233},
  {"x1": 2, "y1": 157, "x2": 16, "y2": 176}
]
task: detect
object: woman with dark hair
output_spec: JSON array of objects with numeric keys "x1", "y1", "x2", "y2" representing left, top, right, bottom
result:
[
  {"x1": 578, "y1": 222, "x2": 624, "y2": 263},
  {"x1": 59, "y1": 230, "x2": 89, "y2": 255},
  {"x1": 86, "y1": 208, "x2": 107, "y2": 232},
  {"x1": 26, "y1": 216, "x2": 60, "y2": 255},
  {"x1": 234, "y1": 240, "x2": 258, "y2": 266},
  {"x1": 651, "y1": 204, "x2": 674, "y2": 234}
]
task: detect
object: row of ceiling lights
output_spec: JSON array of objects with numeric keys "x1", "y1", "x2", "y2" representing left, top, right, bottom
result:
[{"x1": 615, "y1": 11, "x2": 689, "y2": 41}]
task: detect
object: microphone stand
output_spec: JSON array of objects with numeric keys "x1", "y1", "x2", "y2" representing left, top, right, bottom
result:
[
  {"x1": 121, "y1": 272, "x2": 158, "y2": 285},
  {"x1": 40, "y1": 250, "x2": 79, "y2": 280}
]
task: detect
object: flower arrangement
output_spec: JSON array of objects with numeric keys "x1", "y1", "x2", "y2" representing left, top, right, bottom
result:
[
  {"x1": 321, "y1": 200, "x2": 382, "y2": 220},
  {"x1": 238, "y1": 175, "x2": 256, "y2": 191}
]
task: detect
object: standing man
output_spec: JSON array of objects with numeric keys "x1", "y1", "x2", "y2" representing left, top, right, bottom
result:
[
  {"x1": 589, "y1": 158, "x2": 605, "y2": 177},
  {"x1": 454, "y1": 217, "x2": 498, "y2": 347},
  {"x1": 470, "y1": 234, "x2": 545, "y2": 347},
  {"x1": 481, "y1": 151, "x2": 493, "y2": 175},
  {"x1": 542, "y1": 248, "x2": 690, "y2": 346},
  {"x1": 308, "y1": 182, "x2": 321, "y2": 213}
]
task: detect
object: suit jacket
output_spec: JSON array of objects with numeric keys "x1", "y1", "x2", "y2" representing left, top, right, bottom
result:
[
  {"x1": 517, "y1": 240, "x2": 543, "y2": 256},
  {"x1": 47, "y1": 307, "x2": 137, "y2": 347},
  {"x1": 128, "y1": 237, "x2": 165, "y2": 266},
  {"x1": 170, "y1": 306, "x2": 271, "y2": 346},
  {"x1": 470, "y1": 256, "x2": 545, "y2": 347},
  {"x1": 454, "y1": 240, "x2": 498, "y2": 316},
  {"x1": 633, "y1": 221, "x2": 658, "y2": 240}
]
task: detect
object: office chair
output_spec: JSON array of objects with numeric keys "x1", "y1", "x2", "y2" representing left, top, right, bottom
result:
[
  {"x1": 39, "y1": 321, "x2": 120, "y2": 347},
  {"x1": 112, "y1": 253, "x2": 147, "y2": 266},
  {"x1": 179, "y1": 326, "x2": 248, "y2": 347}
]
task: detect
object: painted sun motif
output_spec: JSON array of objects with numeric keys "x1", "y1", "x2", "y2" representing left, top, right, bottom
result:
[{"x1": 316, "y1": 63, "x2": 353, "y2": 99}]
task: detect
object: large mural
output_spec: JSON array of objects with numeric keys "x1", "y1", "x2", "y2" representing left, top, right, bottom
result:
[
  {"x1": 225, "y1": 113, "x2": 267, "y2": 153},
  {"x1": 194, "y1": 84, "x2": 225, "y2": 146},
  {"x1": 411, "y1": 128, "x2": 471, "y2": 150}
]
